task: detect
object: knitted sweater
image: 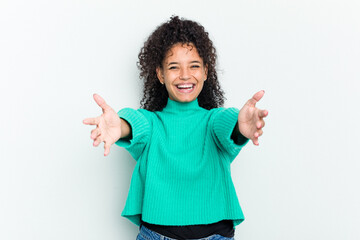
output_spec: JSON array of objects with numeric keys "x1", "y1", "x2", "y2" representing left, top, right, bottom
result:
[{"x1": 115, "y1": 98, "x2": 249, "y2": 227}]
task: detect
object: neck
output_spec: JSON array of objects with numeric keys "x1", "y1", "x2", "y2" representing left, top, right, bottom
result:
[{"x1": 162, "y1": 98, "x2": 200, "y2": 113}]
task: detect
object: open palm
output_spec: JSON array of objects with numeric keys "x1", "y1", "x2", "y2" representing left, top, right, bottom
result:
[
  {"x1": 238, "y1": 90, "x2": 268, "y2": 146},
  {"x1": 83, "y1": 94, "x2": 121, "y2": 156}
]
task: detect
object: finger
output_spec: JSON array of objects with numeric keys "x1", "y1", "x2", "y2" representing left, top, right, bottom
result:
[
  {"x1": 257, "y1": 120, "x2": 265, "y2": 129},
  {"x1": 93, "y1": 136, "x2": 102, "y2": 147},
  {"x1": 254, "y1": 129, "x2": 263, "y2": 138},
  {"x1": 83, "y1": 117, "x2": 100, "y2": 125},
  {"x1": 91, "y1": 128, "x2": 101, "y2": 140},
  {"x1": 104, "y1": 141, "x2": 111, "y2": 156},
  {"x1": 247, "y1": 90, "x2": 265, "y2": 107},
  {"x1": 258, "y1": 109, "x2": 268, "y2": 118},
  {"x1": 255, "y1": 129, "x2": 263, "y2": 137},
  {"x1": 253, "y1": 137, "x2": 259, "y2": 146},
  {"x1": 93, "y1": 93, "x2": 111, "y2": 112}
]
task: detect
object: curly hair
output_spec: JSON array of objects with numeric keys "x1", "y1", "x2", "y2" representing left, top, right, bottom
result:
[{"x1": 138, "y1": 16, "x2": 225, "y2": 111}]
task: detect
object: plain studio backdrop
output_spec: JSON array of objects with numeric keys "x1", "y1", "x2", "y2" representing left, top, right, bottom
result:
[{"x1": 1, "y1": 0, "x2": 359, "y2": 239}]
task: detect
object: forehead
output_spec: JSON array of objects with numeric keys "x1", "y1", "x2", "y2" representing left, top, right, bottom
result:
[{"x1": 164, "y1": 43, "x2": 202, "y2": 61}]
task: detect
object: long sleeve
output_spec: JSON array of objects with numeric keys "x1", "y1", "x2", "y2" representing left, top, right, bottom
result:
[
  {"x1": 211, "y1": 108, "x2": 249, "y2": 160},
  {"x1": 119, "y1": 99, "x2": 249, "y2": 227},
  {"x1": 115, "y1": 108, "x2": 151, "y2": 160}
]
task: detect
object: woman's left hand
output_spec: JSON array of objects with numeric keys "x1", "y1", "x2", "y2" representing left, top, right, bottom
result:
[{"x1": 238, "y1": 90, "x2": 268, "y2": 146}]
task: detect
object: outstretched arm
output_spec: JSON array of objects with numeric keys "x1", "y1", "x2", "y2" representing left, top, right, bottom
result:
[
  {"x1": 83, "y1": 94, "x2": 132, "y2": 156},
  {"x1": 233, "y1": 90, "x2": 268, "y2": 146}
]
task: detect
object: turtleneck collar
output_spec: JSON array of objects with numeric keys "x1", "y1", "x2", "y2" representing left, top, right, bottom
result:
[{"x1": 162, "y1": 98, "x2": 200, "y2": 113}]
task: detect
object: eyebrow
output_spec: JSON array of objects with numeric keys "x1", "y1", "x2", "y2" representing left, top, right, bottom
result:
[{"x1": 167, "y1": 61, "x2": 201, "y2": 66}]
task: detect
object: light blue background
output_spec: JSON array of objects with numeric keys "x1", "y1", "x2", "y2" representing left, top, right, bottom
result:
[{"x1": 1, "y1": 0, "x2": 359, "y2": 239}]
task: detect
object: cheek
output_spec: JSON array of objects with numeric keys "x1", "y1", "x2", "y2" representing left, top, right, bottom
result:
[
  {"x1": 195, "y1": 69, "x2": 206, "y2": 78},
  {"x1": 164, "y1": 72, "x2": 177, "y2": 81},
  {"x1": 196, "y1": 72, "x2": 206, "y2": 80}
]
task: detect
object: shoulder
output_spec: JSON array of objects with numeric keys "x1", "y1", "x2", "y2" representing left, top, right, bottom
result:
[{"x1": 137, "y1": 108, "x2": 155, "y2": 118}]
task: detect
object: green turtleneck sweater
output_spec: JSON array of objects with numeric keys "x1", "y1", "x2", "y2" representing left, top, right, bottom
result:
[{"x1": 115, "y1": 98, "x2": 249, "y2": 228}]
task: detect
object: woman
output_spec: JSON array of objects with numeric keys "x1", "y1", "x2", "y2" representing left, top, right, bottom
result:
[{"x1": 83, "y1": 16, "x2": 268, "y2": 240}]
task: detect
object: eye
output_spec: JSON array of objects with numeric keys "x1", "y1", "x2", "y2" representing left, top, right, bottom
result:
[
  {"x1": 169, "y1": 66, "x2": 178, "y2": 70},
  {"x1": 191, "y1": 65, "x2": 200, "y2": 68}
]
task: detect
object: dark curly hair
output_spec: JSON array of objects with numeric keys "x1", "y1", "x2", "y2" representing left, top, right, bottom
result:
[{"x1": 138, "y1": 16, "x2": 225, "y2": 111}]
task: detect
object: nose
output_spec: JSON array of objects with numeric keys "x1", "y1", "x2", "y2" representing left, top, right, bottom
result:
[{"x1": 179, "y1": 67, "x2": 190, "y2": 80}]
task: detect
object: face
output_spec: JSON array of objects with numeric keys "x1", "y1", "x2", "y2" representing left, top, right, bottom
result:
[{"x1": 156, "y1": 43, "x2": 208, "y2": 103}]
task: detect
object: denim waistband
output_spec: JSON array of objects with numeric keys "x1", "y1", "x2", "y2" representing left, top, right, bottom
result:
[{"x1": 137, "y1": 225, "x2": 234, "y2": 240}]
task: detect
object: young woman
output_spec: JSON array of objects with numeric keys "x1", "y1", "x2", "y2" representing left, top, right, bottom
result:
[{"x1": 83, "y1": 16, "x2": 268, "y2": 240}]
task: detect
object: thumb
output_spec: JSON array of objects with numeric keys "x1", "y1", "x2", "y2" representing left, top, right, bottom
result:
[
  {"x1": 247, "y1": 90, "x2": 265, "y2": 107},
  {"x1": 93, "y1": 94, "x2": 111, "y2": 112}
]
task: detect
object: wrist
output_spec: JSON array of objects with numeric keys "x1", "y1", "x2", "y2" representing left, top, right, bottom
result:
[
  {"x1": 231, "y1": 123, "x2": 248, "y2": 145},
  {"x1": 120, "y1": 118, "x2": 132, "y2": 140}
]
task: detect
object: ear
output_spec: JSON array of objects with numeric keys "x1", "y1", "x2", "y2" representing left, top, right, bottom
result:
[
  {"x1": 204, "y1": 64, "x2": 208, "y2": 81},
  {"x1": 156, "y1": 67, "x2": 164, "y2": 84}
]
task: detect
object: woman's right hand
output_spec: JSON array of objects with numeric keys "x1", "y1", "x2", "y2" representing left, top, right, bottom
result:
[{"x1": 83, "y1": 94, "x2": 122, "y2": 156}]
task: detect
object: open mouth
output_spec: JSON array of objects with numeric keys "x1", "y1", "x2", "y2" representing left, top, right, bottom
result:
[{"x1": 176, "y1": 84, "x2": 195, "y2": 90}]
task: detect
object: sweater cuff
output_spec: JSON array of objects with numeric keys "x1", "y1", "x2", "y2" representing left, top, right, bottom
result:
[
  {"x1": 115, "y1": 108, "x2": 150, "y2": 160},
  {"x1": 232, "y1": 131, "x2": 249, "y2": 146},
  {"x1": 213, "y1": 108, "x2": 249, "y2": 157}
]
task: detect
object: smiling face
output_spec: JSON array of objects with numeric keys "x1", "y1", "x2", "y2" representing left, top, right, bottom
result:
[{"x1": 156, "y1": 43, "x2": 208, "y2": 103}]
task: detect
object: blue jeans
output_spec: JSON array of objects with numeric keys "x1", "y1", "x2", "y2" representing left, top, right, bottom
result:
[{"x1": 136, "y1": 225, "x2": 235, "y2": 240}]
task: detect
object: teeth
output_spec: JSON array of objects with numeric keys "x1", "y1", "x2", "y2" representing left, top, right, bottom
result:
[{"x1": 177, "y1": 84, "x2": 193, "y2": 89}]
